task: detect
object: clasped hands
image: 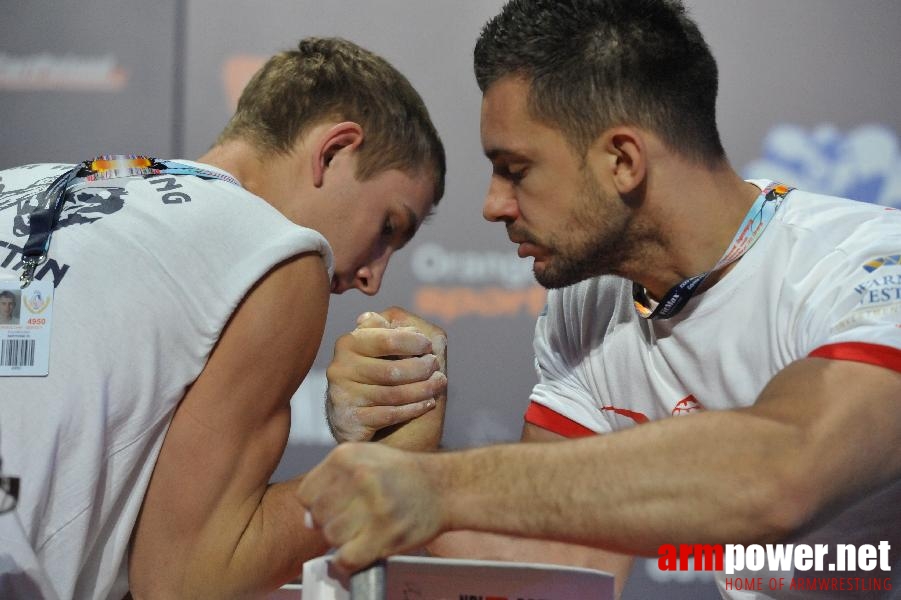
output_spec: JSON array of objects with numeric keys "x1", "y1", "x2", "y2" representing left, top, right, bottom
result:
[{"x1": 299, "y1": 307, "x2": 451, "y2": 571}]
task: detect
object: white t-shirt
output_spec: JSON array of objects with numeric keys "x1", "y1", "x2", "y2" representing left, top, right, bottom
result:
[
  {"x1": 526, "y1": 182, "x2": 901, "y2": 599},
  {"x1": 0, "y1": 161, "x2": 333, "y2": 599}
]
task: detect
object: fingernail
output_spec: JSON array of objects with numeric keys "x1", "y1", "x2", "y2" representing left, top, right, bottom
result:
[{"x1": 425, "y1": 398, "x2": 436, "y2": 408}]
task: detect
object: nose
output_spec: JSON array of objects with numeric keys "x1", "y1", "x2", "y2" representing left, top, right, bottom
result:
[
  {"x1": 353, "y1": 251, "x2": 391, "y2": 296},
  {"x1": 482, "y1": 177, "x2": 519, "y2": 223}
]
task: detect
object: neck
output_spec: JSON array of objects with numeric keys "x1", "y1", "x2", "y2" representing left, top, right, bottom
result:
[
  {"x1": 623, "y1": 161, "x2": 761, "y2": 300},
  {"x1": 197, "y1": 140, "x2": 303, "y2": 218}
]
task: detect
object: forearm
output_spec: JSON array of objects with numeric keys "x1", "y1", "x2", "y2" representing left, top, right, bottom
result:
[
  {"x1": 299, "y1": 358, "x2": 901, "y2": 574},
  {"x1": 435, "y1": 419, "x2": 793, "y2": 552},
  {"x1": 433, "y1": 358, "x2": 901, "y2": 552}
]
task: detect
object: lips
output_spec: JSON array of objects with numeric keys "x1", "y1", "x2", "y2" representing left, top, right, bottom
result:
[
  {"x1": 510, "y1": 234, "x2": 541, "y2": 258},
  {"x1": 508, "y1": 226, "x2": 544, "y2": 259},
  {"x1": 516, "y1": 242, "x2": 541, "y2": 258}
]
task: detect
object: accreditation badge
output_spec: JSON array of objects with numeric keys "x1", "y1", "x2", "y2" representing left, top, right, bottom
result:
[{"x1": 0, "y1": 279, "x2": 54, "y2": 376}]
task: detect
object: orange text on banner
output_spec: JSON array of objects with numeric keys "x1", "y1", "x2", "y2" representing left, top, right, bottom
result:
[{"x1": 414, "y1": 285, "x2": 547, "y2": 323}]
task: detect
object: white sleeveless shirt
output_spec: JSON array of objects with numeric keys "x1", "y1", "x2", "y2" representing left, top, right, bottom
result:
[{"x1": 0, "y1": 161, "x2": 333, "y2": 599}]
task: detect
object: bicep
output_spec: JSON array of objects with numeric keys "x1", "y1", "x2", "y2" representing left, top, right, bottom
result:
[
  {"x1": 749, "y1": 355, "x2": 901, "y2": 515},
  {"x1": 130, "y1": 252, "x2": 329, "y2": 592}
]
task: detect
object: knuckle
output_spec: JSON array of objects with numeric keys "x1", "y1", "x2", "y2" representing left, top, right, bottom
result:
[
  {"x1": 382, "y1": 335, "x2": 404, "y2": 356},
  {"x1": 374, "y1": 408, "x2": 397, "y2": 428},
  {"x1": 325, "y1": 363, "x2": 346, "y2": 383},
  {"x1": 387, "y1": 385, "x2": 421, "y2": 407},
  {"x1": 332, "y1": 442, "x2": 359, "y2": 464},
  {"x1": 429, "y1": 372, "x2": 448, "y2": 393},
  {"x1": 339, "y1": 544, "x2": 367, "y2": 572},
  {"x1": 372, "y1": 385, "x2": 397, "y2": 406},
  {"x1": 322, "y1": 522, "x2": 344, "y2": 547},
  {"x1": 334, "y1": 332, "x2": 354, "y2": 351},
  {"x1": 348, "y1": 466, "x2": 376, "y2": 492},
  {"x1": 409, "y1": 381, "x2": 435, "y2": 402}
]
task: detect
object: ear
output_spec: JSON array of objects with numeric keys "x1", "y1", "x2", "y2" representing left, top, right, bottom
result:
[
  {"x1": 596, "y1": 126, "x2": 646, "y2": 195},
  {"x1": 312, "y1": 121, "x2": 364, "y2": 188}
]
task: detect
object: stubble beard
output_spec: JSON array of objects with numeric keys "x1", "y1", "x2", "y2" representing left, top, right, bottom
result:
[{"x1": 531, "y1": 168, "x2": 636, "y2": 289}]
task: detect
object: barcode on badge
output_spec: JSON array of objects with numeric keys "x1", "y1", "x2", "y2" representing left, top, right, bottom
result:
[{"x1": 0, "y1": 339, "x2": 36, "y2": 367}]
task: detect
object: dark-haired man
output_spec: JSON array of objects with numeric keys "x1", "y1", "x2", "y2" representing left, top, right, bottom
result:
[
  {"x1": 300, "y1": 2, "x2": 901, "y2": 598},
  {"x1": 0, "y1": 37, "x2": 446, "y2": 599}
]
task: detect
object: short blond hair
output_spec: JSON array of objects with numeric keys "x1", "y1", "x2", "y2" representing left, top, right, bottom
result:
[{"x1": 219, "y1": 37, "x2": 445, "y2": 203}]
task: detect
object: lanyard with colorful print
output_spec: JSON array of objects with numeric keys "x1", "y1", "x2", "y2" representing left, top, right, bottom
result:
[
  {"x1": 632, "y1": 182, "x2": 794, "y2": 320},
  {"x1": 19, "y1": 155, "x2": 241, "y2": 288}
]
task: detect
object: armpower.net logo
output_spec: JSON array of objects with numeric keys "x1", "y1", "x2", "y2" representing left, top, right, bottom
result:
[{"x1": 659, "y1": 542, "x2": 893, "y2": 594}]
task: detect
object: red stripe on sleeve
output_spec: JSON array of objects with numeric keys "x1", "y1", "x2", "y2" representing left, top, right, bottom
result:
[
  {"x1": 809, "y1": 341, "x2": 901, "y2": 373},
  {"x1": 524, "y1": 402, "x2": 597, "y2": 438}
]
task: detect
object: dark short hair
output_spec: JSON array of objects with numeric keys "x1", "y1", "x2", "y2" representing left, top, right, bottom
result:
[
  {"x1": 219, "y1": 37, "x2": 446, "y2": 203},
  {"x1": 474, "y1": 0, "x2": 725, "y2": 165},
  {"x1": 0, "y1": 290, "x2": 15, "y2": 303}
]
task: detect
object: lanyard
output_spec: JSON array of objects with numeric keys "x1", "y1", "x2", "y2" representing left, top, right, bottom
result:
[
  {"x1": 632, "y1": 182, "x2": 794, "y2": 320},
  {"x1": 19, "y1": 155, "x2": 242, "y2": 288}
]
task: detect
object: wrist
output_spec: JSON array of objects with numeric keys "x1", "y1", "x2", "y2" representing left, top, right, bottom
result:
[{"x1": 422, "y1": 450, "x2": 472, "y2": 533}]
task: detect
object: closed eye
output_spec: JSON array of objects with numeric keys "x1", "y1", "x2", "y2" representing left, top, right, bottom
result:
[
  {"x1": 494, "y1": 163, "x2": 528, "y2": 184},
  {"x1": 381, "y1": 217, "x2": 395, "y2": 238}
]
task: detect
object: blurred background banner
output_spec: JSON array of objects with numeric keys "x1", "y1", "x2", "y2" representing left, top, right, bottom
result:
[{"x1": 3, "y1": 2, "x2": 900, "y2": 597}]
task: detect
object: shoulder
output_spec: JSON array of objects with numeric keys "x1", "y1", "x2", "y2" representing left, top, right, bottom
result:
[
  {"x1": 776, "y1": 189, "x2": 901, "y2": 249},
  {"x1": 763, "y1": 189, "x2": 901, "y2": 293},
  {"x1": 0, "y1": 162, "x2": 74, "y2": 190},
  {"x1": 768, "y1": 191, "x2": 901, "y2": 351}
]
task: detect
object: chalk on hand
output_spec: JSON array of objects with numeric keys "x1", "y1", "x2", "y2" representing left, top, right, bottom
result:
[{"x1": 356, "y1": 311, "x2": 391, "y2": 327}]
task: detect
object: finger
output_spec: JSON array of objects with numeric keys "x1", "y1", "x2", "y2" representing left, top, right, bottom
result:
[
  {"x1": 383, "y1": 306, "x2": 447, "y2": 338},
  {"x1": 350, "y1": 370, "x2": 446, "y2": 407},
  {"x1": 333, "y1": 535, "x2": 386, "y2": 574},
  {"x1": 343, "y1": 327, "x2": 433, "y2": 358},
  {"x1": 330, "y1": 353, "x2": 439, "y2": 387},
  {"x1": 354, "y1": 398, "x2": 438, "y2": 430},
  {"x1": 320, "y1": 505, "x2": 368, "y2": 549},
  {"x1": 355, "y1": 311, "x2": 391, "y2": 328},
  {"x1": 334, "y1": 519, "x2": 427, "y2": 574},
  {"x1": 296, "y1": 453, "x2": 350, "y2": 512},
  {"x1": 429, "y1": 332, "x2": 447, "y2": 372}
]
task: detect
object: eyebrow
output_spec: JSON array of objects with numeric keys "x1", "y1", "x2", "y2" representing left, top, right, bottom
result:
[{"x1": 484, "y1": 147, "x2": 530, "y2": 163}]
